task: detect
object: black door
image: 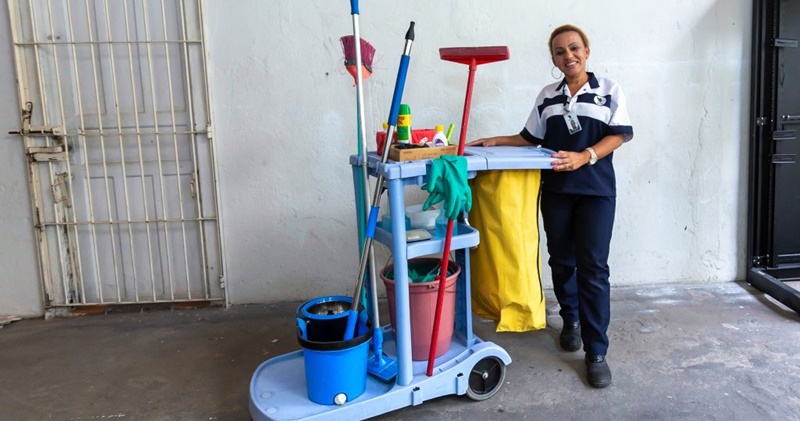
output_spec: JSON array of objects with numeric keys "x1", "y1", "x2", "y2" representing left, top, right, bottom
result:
[
  {"x1": 748, "y1": 0, "x2": 800, "y2": 314},
  {"x1": 773, "y1": 0, "x2": 800, "y2": 264}
]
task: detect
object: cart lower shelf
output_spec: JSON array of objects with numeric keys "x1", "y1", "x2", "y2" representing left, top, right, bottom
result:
[{"x1": 249, "y1": 327, "x2": 511, "y2": 421}]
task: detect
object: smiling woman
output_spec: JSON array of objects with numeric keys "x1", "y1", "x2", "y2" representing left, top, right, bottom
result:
[
  {"x1": 549, "y1": 25, "x2": 591, "y2": 96},
  {"x1": 466, "y1": 23, "x2": 634, "y2": 389}
]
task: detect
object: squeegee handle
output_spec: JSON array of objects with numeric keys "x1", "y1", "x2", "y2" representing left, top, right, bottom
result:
[
  {"x1": 426, "y1": 219, "x2": 454, "y2": 376},
  {"x1": 428, "y1": 59, "x2": 475, "y2": 374},
  {"x1": 457, "y1": 59, "x2": 478, "y2": 155}
]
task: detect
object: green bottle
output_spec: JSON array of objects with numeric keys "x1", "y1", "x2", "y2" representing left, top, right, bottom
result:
[{"x1": 397, "y1": 103, "x2": 411, "y2": 144}]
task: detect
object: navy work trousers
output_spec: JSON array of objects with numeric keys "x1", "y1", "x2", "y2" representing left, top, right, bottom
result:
[{"x1": 540, "y1": 191, "x2": 615, "y2": 356}]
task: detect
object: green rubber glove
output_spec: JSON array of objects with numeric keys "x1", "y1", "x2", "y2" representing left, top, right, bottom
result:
[
  {"x1": 422, "y1": 191, "x2": 445, "y2": 211},
  {"x1": 441, "y1": 156, "x2": 472, "y2": 220},
  {"x1": 422, "y1": 158, "x2": 446, "y2": 211},
  {"x1": 422, "y1": 156, "x2": 472, "y2": 221}
]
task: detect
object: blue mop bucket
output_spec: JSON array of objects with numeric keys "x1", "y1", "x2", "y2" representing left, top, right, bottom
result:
[
  {"x1": 296, "y1": 295, "x2": 353, "y2": 342},
  {"x1": 296, "y1": 296, "x2": 372, "y2": 405}
]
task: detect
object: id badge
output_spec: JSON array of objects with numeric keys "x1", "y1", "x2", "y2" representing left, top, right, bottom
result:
[{"x1": 564, "y1": 112, "x2": 582, "y2": 135}]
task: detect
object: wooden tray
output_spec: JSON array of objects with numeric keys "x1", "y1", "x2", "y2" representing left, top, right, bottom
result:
[{"x1": 388, "y1": 145, "x2": 457, "y2": 162}]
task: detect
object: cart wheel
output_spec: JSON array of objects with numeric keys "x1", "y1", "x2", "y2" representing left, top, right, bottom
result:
[{"x1": 466, "y1": 356, "x2": 506, "y2": 401}]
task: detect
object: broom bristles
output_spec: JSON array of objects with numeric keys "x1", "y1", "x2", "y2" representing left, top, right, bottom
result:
[{"x1": 341, "y1": 35, "x2": 375, "y2": 75}]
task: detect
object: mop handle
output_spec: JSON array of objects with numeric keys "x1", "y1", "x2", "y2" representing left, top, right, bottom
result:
[
  {"x1": 426, "y1": 57, "x2": 478, "y2": 376},
  {"x1": 363, "y1": 21, "x2": 415, "y2": 241},
  {"x1": 345, "y1": 22, "x2": 415, "y2": 341},
  {"x1": 387, "y1": 24, "x2": 415, "y2": 127}
]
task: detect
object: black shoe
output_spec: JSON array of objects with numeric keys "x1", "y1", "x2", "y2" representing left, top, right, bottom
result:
[
  {"x1": 559, "y1": 321, "x2": 581, "y2": 352},
  {"x1": 585, "y1": 354, "x2": 612, "y2": 388}
]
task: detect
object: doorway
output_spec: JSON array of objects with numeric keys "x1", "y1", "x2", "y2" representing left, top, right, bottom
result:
[
  {"x1": 6, "y1": 0, "x2": 224, "y2": 308},
  {"x1": 748, "y1": 0, "x2": 800, "y2": 313}
]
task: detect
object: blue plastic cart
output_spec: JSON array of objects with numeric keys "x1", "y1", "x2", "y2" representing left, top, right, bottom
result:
[{"x1": 249, "y1": 146, "x2": 555, "y2": 420}]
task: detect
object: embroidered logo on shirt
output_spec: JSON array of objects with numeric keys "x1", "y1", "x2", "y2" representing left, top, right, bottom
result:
[{"x1": 594, "y1": 95, "x2": 607, "y2": 106}]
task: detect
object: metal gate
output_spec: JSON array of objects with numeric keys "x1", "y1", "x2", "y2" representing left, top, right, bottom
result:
[{"x1": 6, "y1": 0, "x2": 225, "y2": 308}]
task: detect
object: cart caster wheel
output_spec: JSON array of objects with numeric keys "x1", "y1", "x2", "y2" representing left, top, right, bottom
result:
[{"x1": 466, "y1": 356, "x2": 506, "y2": 401}]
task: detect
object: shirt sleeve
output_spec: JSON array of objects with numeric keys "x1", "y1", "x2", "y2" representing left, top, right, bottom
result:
[
  {"x1": 521, "y1": 88, "x2": 548, "y2": 144},
  {"x1": 519, "y1": 127, "x2": 541, "y2": 144},
  {"x1": 607, "y1": 81, "x2": 634, "y2": 142}
]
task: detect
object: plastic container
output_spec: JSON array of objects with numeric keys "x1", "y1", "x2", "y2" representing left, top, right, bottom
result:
[
  {"x1": 375, "y1": 122, "x2": 397, "y2": 155},
  {"x1": 381, "y1": 258, "x2": 459, "y2": 360},
  {"x1": 432, "y1": 125, "x2": 448, "y2": 147},
  {"x1": 381, "y1": 212, "x2": 410, "y2": 230},
  {"x1": 377, "y1": 128, "x2": 437, "y2": 153},
  {"x1": 397, "y1": 104, "x2": 411, "y2": 144},
  {"x1": 297, "y1": 326, "x2": 371, "y2": 405},
  {"x1": 411, "y1": 128, "x2": 436, "y2": 145},
  {"x1": 435, "y1": 208, "x2": 457, "y2": 238},
  {"x1": 405, "y1": 204, "x2": 438, "y2": 230},
  {"x1": 296, "y1": 295, "x2": 352, "y2": 342},
  {"x1": 295, "y1": 296, "x2": 372, "y2": 405}
]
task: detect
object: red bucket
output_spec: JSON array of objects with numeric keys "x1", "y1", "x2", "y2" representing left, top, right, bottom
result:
[{"x1": 380, "y1": 258, "x2": 459, "y2": 360}]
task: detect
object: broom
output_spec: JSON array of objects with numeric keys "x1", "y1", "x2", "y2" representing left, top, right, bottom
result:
[
  {"x1": 340, "y1": 34, "x2": 376, "y2": 262},
  {"x1": 341, "y1": 35, "x2": 375, "y2": 82}
]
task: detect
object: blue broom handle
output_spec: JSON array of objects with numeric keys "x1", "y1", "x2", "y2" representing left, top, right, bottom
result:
[
  {"x1": 350, "y1": 0, "x2": 359, "y2": 15},
  {"x1": 387, "y1": 22, "x2": 415, "y2": 126},
  {"x1": 387, "y1": 55, "x2": 410, "y2": 126}
]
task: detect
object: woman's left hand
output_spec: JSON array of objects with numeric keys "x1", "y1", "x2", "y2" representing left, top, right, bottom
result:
[{"x1": 551, "y1": 150, "x2": 589, "y2": 172}]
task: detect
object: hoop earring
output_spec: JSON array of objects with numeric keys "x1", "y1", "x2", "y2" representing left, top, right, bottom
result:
[{"x1": 551, "y1": 66, "x2": 562, "y2": 79}]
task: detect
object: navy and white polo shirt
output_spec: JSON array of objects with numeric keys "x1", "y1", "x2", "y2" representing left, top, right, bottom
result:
[{"x1": 520, "y1": 73, "x2": 633, "y2": 197}]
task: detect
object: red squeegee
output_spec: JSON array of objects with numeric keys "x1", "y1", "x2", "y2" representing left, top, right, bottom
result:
[
  {"x1": 426, "y1": 46, "x2": 510, "y2": 377},
  {"x1": 439, "y1": 46, "x2": 510, "y2": 66}
]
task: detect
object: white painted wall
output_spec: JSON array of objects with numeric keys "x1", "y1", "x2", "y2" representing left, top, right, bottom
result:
[
  {"x1": 0, "y1": 4, "x2": 44, "y2": 317},
  {"x1": 0, "y1": 0, "x2": 753, "y2": 314}
]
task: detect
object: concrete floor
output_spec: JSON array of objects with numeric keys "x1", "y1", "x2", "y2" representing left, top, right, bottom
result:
[{"x1": 1, "y1": 281, "x2": 799, "y2": 421}]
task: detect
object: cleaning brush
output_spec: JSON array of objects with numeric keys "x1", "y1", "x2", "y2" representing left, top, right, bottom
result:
[{"x1": 341, "y1": 35, "x2": 375, "y2": 81}]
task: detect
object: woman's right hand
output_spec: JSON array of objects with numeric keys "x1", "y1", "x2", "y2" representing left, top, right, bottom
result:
[
  {"x1": 466, "y1": 134, "x2": 528, "y2": 147},
  {"x1": 466, "y1": 137, "x2": 498, "y2": 147}
]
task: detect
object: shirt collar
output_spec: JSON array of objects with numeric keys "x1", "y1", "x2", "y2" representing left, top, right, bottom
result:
[{"x1": 556, "y1": 72, "x2": 599, "y2": 92}]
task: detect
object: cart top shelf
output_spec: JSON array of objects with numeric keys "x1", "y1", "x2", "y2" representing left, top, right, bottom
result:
[{"x1": 350, "y1": 146, "x2": 556, "y2": 180}]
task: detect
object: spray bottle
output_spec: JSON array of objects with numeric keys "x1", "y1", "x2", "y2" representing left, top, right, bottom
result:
[{"x1": 397, "y1": 104, "x2": 411, "y2": 144}]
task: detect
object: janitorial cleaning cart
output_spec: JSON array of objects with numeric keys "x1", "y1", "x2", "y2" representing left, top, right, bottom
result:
[
  {"x1": 249, "y1": 144, "x2": 555, "y2": 420},
  {"x1": 249, "y1": 4, "x2": 555, "y2": 419}
]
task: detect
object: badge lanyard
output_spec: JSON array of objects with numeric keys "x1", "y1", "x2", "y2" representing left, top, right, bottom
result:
[
  {"x1": 562, "y1": 85, "x2": 582, "y2": 135},
  {"x1": 562, "y1": 85, "x2": 574, "y2": 112}
]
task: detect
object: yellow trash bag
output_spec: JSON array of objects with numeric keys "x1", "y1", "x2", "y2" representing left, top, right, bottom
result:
[{"x1": 469, "y1": 169, "x2": 546, "y2": 332}]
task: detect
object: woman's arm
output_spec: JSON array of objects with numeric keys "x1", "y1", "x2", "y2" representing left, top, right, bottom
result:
[
  {"x1": 550, "y1": 134, "x2": 624, "y2": 172},
  {"x1": 466, "y1": 134, "x2": 533, "y2": 147},
  {"x1": 586, "y1": 134, "x2": 625, "y2": 161}
]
